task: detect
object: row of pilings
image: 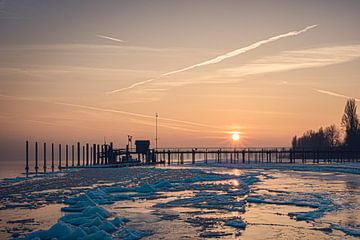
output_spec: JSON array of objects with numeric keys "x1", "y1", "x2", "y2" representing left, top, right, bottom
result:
[{"x1": 25, "y1": 141, "x2": 114, "y2": 175}]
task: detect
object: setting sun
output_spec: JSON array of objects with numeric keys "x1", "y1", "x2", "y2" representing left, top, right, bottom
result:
[{"x1": 232, "y1": 132, "x2": 240, "y2": 141}]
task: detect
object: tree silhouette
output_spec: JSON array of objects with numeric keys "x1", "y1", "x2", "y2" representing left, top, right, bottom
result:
[
  {"x1": 341, "y1": 99, "x2": 360, "y2": 149},
  {"x1": 291, "y1": 99, "x2": 360, "y2": 151}
]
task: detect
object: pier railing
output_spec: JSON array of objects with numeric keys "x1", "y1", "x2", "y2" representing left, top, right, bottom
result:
[{"x1": 24, "y1": 141, "x2": 360, "y2": 175}]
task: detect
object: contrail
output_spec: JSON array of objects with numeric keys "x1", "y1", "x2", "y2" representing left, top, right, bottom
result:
[
  {"x1": 107, "y1": 78, "x2": 154, "y2": 94},
  {"x1": 108, "y1": 24, "x2": 317, "y2": 94},
  {"x1": 162, "y1": 25, "x2": 318, "y2": 76},
  {"x1": 316, "y1": 89, "x2": 360, "y2": 102},
  {"x1": 96, "y1": 34, "x2": 125, "y2": 43},
  {"x1": 54, "y1": 101, "x2": 222, "y2": 129},
  {"x1": 0, "y1": 93, "x2": 222, "y2": 130}
]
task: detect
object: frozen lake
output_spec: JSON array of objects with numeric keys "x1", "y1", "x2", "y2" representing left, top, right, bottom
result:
[{"x1": 0, "y1": 164, "x2": 359, "y2": 239}]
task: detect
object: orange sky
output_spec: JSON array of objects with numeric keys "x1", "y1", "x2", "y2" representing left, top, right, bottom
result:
[{"x1": 1, "y1": 1, "x2": 360, "y2": 159}]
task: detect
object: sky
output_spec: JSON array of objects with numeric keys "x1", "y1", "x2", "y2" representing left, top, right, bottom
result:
[{"x1": 1, "y1": 0, "x2": 360, "y2": 164}]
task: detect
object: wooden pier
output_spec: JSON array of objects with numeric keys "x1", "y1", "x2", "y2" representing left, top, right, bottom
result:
[{"x1": 24, "y1": 141, "x2": 360, "y2": 175}]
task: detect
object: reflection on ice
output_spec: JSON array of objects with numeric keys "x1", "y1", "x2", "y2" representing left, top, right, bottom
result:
[{"x1": 0, "y1": 165, "x2": 359, "y2": 239}]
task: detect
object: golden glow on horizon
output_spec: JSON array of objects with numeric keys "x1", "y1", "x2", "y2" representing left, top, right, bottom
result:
[{"x1": 232, "y1": 132, "x2": 240, "y2": 141}]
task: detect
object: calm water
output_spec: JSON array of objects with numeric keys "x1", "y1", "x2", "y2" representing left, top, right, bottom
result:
[{"x1": 0, "y1": 160, "x2": 26, "y2": 179}]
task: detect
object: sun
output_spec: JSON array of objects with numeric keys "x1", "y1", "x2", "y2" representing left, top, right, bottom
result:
[{"x1": 232, "y1": 132, "x2": 240, "y2": 141}]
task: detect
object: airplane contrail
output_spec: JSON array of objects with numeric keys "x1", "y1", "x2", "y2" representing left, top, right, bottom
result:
[
  {"x1": 107, "y1": 78, "x2": 154, "y2": 94},
  {"x1": 316, "y1": 89, "x2": 360, "y2": 102},
  {"x1": 96, "y1": 34, "x2": 125, "y2": 43},
  {"x1": 108, "y1": 24, "x2": 317, "y2": 94},
  {"x1": 162, "y1": 25, "x2": 318, "y2": 76},
  {"x1": 54, "y1": 101, "x2": 222, "y2": 129}
]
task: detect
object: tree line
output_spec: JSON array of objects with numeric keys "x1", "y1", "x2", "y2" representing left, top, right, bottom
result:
[{"x1": 292, "y1": 99, "x2": 360, "y2": 151}]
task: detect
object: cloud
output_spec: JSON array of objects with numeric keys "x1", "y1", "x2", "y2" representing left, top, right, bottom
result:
[
  {"x1": 108, "y1": 25, "x2": 317, "y2": 94},
  {"x1": 316, "y1": 89, "x2": 360, "y2": 102},
  {"x1": 1, "y1": 93, "x2": 224, "y2": 132},
  {"x1": 96, "y1": 34, "x2": 125, "y2": 43},
  {"x1": 221, "y1": 44, "x2": 360, "y2": 77}
]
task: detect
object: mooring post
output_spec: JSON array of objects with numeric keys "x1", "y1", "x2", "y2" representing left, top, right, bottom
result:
[
  {"x1": 51, "y1": 143, "x2": 54, "y2": 172},
  {"x1": 90, "y1": 146, "x2": 93, "y2": 165},
  {"x1": 97, "y1": 144, "x2": 100, "y2": 165},
  {"x1": 43, "y1": 142, "x2": 47, "y2": 173},
  {"x1": 167, "y1": 150, "x2": 171, "y2": 165},
  {"x1": 82, "y1": 145, "x2": 85, "y2": 166},
  {"x1": 65, "y1": 144, "x2": 69, "y2": 168},
  {"x1": 93, "y1": 144, "x2": 96, "y2": 165},
  {"x1": 35, "y1": 141, "x2": 38, "y2": 174},
  {"x1": 86, "y1": 143, "x2": 89, "y2": 166},
  {"x1": 25, "y1": 141, "x2": 29, "y2": 176},
  {"x1": 77, "y1": 142, "x2": 80, "y2": 166},
  {"x1": 72, "y1": 145, "x2": 75, "y2": 167},
  {"x1": 58, "y1": 144, "x2": 62, "y2": 170}
]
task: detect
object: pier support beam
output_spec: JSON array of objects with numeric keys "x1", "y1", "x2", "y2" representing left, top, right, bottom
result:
[
  {"x1": 43, "y1": 143, "x2": 46, "y2": 173},
  {"x1": 51, "y1": 143, "x2": 54, "y2": 172},
  {"x1": 58, "y1": 144, "x2": 62, "y2": 170},
  {"x1": 25, "y1": 141, "x2": 29, "y2": 175},
  {"x1": 35, "y1": 142, "x2": 38, "y2": 174}
]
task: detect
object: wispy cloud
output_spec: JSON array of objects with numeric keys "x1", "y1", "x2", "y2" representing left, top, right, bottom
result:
[
  {"x1": 221, "y1": 44, "x2": 360, "y2": 77},
  {"x1": 316, "y1": 89, "x2": 360, "y2": 102},
  {"x1": 108, "y1": 25, "x2": 317, "y2": 94},
  {"x1": 0, "y1": 93, "x2": 224, "y2": 132},
  {"x1": 96, "y1": 34, "x2": 125, "y2": 43}
]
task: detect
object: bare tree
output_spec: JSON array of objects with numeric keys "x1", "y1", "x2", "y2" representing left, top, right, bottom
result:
[
  {"x1": 341, "y1": 99, "x2": 360, "y2": 149},
  {"x1": 324, "y1": 125, "x2": 341, "y2": 148}
]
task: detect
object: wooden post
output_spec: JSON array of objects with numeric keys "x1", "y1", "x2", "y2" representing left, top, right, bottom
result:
[
  {"x1": 192, "y1": 149, "x2": 195, "y2": 164},
  {"x1": 242, "y1": 150, "x2": 245, "y2": 163},
  {"x1": 72, "y1": 145, "x2": 75, "y2": 167},
  {"x1": 35, "y1": 141, "x2": 38, "y2": 174},
  {"x1": 101, "y1": 145, "x2": 104, "y2": 164},
  {"x1": 66, "y1": 144, "x2": 69, "y2": 168},
  {"x1": 77, "y1": 142, "x2": 80, "y2": 166},
  {"x1": 51, "y1": 143, "x2": 54, "y2": 172},
  {"x1": 90, "y1": 146, "x2": 93, "y2": 165},
  {"x1": 82, "y1": 145, "x2": 85, "y2": 166},
  {"x1": 167, "y1": 150, "x2": 171, "y2": 165},
  {"x1": 269, "y1": 150, "x2": 272, "y2": 163},
  {"x1": 97, "y1": 144, "x2": 100, "y2": 164},
  {"x1": 43, "y1": 142, "x2": 47, "y2": 173},
  {"x1": 93, "y1": 144, "x2": 96, "y2": 165},
  {"x1": 25, "y1": 141, "x2": 29, "y2": 175},
  {"x1": 86, "y1": 143, "x2": 89, "y2": 166},
  {"x1": 58, "y1": 144, "x2": 62, "y2": 170}
]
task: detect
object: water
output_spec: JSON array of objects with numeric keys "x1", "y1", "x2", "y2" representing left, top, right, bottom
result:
[
  {"x1": 0, "y1": 165, "x2": 359, "y2": 239},
  {"x1": 0, "y1": 160, "x2": 26, "y2": 179}
]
